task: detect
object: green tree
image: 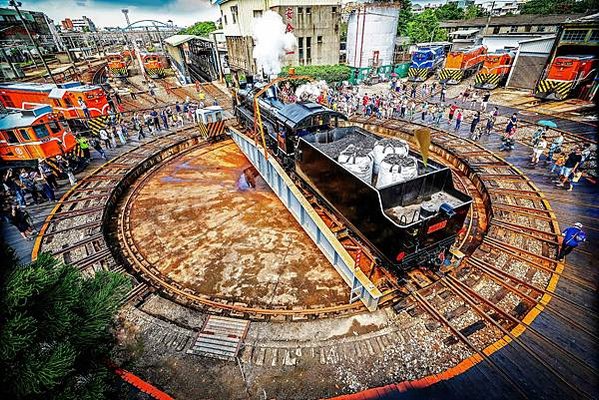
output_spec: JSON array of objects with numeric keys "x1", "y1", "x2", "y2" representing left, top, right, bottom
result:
[
  {"x1": 434, "y1": 2, "x2": 464, "y2": 20},
  {"x1": 407, "y1": 10, "x2": 448, "y2": 43},
  {"x1": 521, "y1": 0, "x2": 599, "y2": 14},
  {"x1": 0, "y1": 249, "x2": 130, "y2": 399},
  {"x1": 180, "y1": 21, "x2": 217, "y2": 37},
  {"x1": 464, "y1": 4, "x2": 486, "y2": 19},
  {"x1": 280, "y1": 64, "x2": 351, "y2": 83},
  {"x1": 396, "y1": 0, "x2": 414, "y2": 36},
  {"x1": 340, "y1": 20, "x2": 348, "y2": 42}
]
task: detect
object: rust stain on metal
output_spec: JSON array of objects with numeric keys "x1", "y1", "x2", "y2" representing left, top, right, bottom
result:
[{"x1": 129, "y1": 142, "x2": 350, "y2": 308}]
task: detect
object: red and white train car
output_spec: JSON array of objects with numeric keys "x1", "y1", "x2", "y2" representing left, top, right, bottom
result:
[
  {"x1": 0, "y1": 81, "x2": 110, "y2": 120},
  {"x1": 0, "y1": 105, "x2": 77, "y2": 163}
]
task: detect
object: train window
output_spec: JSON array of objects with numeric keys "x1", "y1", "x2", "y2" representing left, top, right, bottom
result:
[
  {"x1": 215, "y1": 111, "x2": 223, "y2": 121},
  {"x1": 0, "y1": 94, "x2": 15, "y2": 108},
  {"x1": 48, "y1": 121, "x2": 62, "y2": 134},
  {"x1": 19, "y1": 129, "x2": 30, "y2": 141},
  {"x1": 590, "y1": 30, "x2": 599, "y2": 42},
  {"x1": 563, "y1": 29, "x2": 588, "y2": 42},
  {"x1": 3, "y1": 130, "x2": 19, "y2": 144},
  {"x1": 33, "y1": 124, "x2": 50, "y2": 139},
  {"x1": 231, "y1": 5, "x2": 238, "y2": 24}
]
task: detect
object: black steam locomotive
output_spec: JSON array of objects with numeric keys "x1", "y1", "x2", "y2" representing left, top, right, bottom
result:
[{"x1": 233, "y1": 84, "x2": 472, "y2": 271}]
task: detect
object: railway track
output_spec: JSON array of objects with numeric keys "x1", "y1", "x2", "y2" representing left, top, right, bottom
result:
[
  {"x1": 32, "y1": 125, "x2": 202, "y2": 305},
  {"x1": 30, "y1": 103, "x2": 596, "y2": 395},
  {"x1": 346, "y1": 116, "x2": 597, "y2": 397},
  {"x1": 400, "y1": 86, "x2": 597, "y2": 157},
  {"x1": 92, "y1": 63, "x2": 108, "y2": 86},
  {"x1": 200, "y1": 82, "x2": 233, "y2": 108}
]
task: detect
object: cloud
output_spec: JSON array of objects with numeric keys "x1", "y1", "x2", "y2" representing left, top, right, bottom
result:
[{"x1": 24, "y1": 0, "x2": 219, "y2": 28}]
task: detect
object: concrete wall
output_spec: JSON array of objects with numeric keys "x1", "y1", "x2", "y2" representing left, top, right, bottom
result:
[
  {"x1": 347, "y1": 7, "x2": 399, "y2": 69},
  {"x1": 219, "y1": 0, "x2": 341, "y2": 74},
  {"x1": 165, "y1": 43, "x2": 188, "y2": 84},
  {"x1": 272, "y1": 3, "x2": 341, "y2": 66},
  {"x1": 445, "y1": 24, "x2": 560, "y2": 36},
  {"x1": 482, "y1": 34, "x2": 553, "y2": 52},
  {"x1": 226, "y1": 36, "x2": 256, "y2": 75}
]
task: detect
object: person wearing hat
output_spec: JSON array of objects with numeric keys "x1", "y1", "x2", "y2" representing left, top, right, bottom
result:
[{"x1": 557, "y1": 222, "x2": 586, "y2": 261}]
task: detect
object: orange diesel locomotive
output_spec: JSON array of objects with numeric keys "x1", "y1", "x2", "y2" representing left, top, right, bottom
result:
[
  {"x1": 535, "y1": 55, "x2": 599, "y2": 100},
  {"x1": 106, "y1": 52, "x2": 128, "y2": 78},
  {"x1": 0, "y1": 81, "x2": 110, "y2": 120},
  {"x1": 438, "y1": 45, "x2": 487, "y2": 84},
  {"x1": 474, "y1": 51, "x2": 515, "y2": 89},
  {"x1": 0, "y1": 105, "x2": 77, "y2": 163},
  {"x1": 141, "y1": 53, "x2": 166, "y2": 79}
]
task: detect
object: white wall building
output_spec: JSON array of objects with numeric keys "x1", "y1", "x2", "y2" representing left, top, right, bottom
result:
[{"x1": 346, "y1": 6, "x2": 399, "y2": 69}]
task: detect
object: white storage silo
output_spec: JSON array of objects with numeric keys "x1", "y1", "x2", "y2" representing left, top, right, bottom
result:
[{"x1": 347, "y1": 6, "x2": 400, "y2": 69}]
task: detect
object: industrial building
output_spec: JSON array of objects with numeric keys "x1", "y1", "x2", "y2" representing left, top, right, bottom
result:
[
  {"x1": 440, "y1": 13, "x2": 587, "y2": 36},
  {"x1": 346, "y1": 4, "x2": 400, "y2": 83},
  {"x1": 504, "y1": 35, "x2": 557, "y2": 89},
  {"x1": 0, "y1": 7, "x2": 57, "y2": 51},
  {"x1": 60, "y1": 16, "x2": 97, "y2": 33},
  {"x1": 214, "y1": 0, "x2": 341, "y2": 77},
  {"x1": 164, "y1": 33, "x2": 228, "y2": 84},
  {"x1": 534, "y1": 12, "x2": 599, "y2": 100}
]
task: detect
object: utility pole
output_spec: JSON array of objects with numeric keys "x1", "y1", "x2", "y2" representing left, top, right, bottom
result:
[
  {"x1": 122, "y1": 9, "x2": 147, "y2": 81},
  {"x1": 9, "y1": 0, "x2": 56, "y2": 84},
  {"x1": 483, "y1": 1, "x2": 495, "y2": 36}
]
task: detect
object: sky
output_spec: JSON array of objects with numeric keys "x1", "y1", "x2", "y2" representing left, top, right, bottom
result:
[{"x1": 23, "y1": 0, "x2": 220, "y2": 29}]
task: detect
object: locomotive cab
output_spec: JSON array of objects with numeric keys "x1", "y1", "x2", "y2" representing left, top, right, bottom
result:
[
  {"x1": 0, "y1": 105, "x2": 76, "y2": 162},
  {"x1": 196, "y1": 106, "x2": 226, "y2": 142},
  {"x1": 275, "y1": 102, "x2": 347, "y2": 157}
]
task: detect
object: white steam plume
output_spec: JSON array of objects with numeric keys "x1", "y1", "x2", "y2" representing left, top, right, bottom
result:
[
  {"x1": 252, "y1": 10, "x2": 297, "y2": 76},
  {"x1": 295, "y1": 80, "x2": 329, "y2": 102}
]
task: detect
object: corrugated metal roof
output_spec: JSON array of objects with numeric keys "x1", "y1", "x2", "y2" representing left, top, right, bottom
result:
[
  {"x1": 448, "y1": 29, "x2": 480, "y2": 36},
  {"x1": 0, "y1": 82, "x2": 55, "y2": 92},
  {"x1": 0, "y1": 106, "x2": 52, "y2": 130},
  {"x1": 440, "y1": 13, "x2": 586, "y2": 28},
  {"x1": 164, "y1": 34, "x2": 200, "y2": 47},
  {"x1": 0, "y1": 81, "x2": 101, "y2": 93}
]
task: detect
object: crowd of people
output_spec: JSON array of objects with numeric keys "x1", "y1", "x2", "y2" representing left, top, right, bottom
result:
[
  {"x1": 1, "y1": 92, "x2": 213, "y2": 241},
  {"x1": 1, "y1": 76, "x2": 593, "y2": 261},
  {"x1": 302, "y1": 79, "x2": 593, "y2": 194}
]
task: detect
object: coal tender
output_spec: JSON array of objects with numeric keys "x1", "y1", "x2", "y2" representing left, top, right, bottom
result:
[
  {"x1": 233, "y1": 88, "x2": 472, "y2": 271},
  {"x1": 297, "y1": 129, "x2": 472, "y2": 270}
]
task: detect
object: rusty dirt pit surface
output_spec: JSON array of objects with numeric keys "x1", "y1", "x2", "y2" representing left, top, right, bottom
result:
[{"x1": 126, "y1": 140, "x2": 350, "y2": 309}]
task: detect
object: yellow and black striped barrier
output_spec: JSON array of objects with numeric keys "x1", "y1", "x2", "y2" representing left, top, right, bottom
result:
[
  {"x1": 89, "y1": 115, "x2": 111, "y2": 136},
  {"x1": 438, "y1": 69, "x2": 464, "y2": 84},
  {"x1": 474, "y1": 73, "x2": 502, "y2": 89},
  {"x1": 146, "y1": 68, "x2": 166, "y2": 79},
  {"x1": 110, "y1": 67, "x2": 128, "y2": 77},
  {"x1": 534, "y1": 79, "x2": 574, "y2": 100},
  {"x1": 198, "y1": 120, "x2": 226, "y2": 142},
  {"x1": 44, "y1": 145, "x2": 84, "y2": 177},
  {"x1": 407, "y1": 68, "x2": 429, "y2": 82}
]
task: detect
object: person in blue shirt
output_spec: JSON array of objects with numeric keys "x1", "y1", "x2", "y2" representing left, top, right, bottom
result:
[{"x1": 557, "y1": 222, "x2": 586, "y2": 261}]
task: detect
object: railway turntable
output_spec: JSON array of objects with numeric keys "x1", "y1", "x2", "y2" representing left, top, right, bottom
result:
[
  {"x1": 118, "y1": 140, "x2": 352, "y2": 310},
  {"x1": 27, "y1": 110, "x2": 597, "y2": 399}
]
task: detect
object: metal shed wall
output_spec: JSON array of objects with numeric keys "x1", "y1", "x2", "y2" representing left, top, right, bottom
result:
[{"x1": 506, "y1": 36, "x2": 556, "y2": 90}]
